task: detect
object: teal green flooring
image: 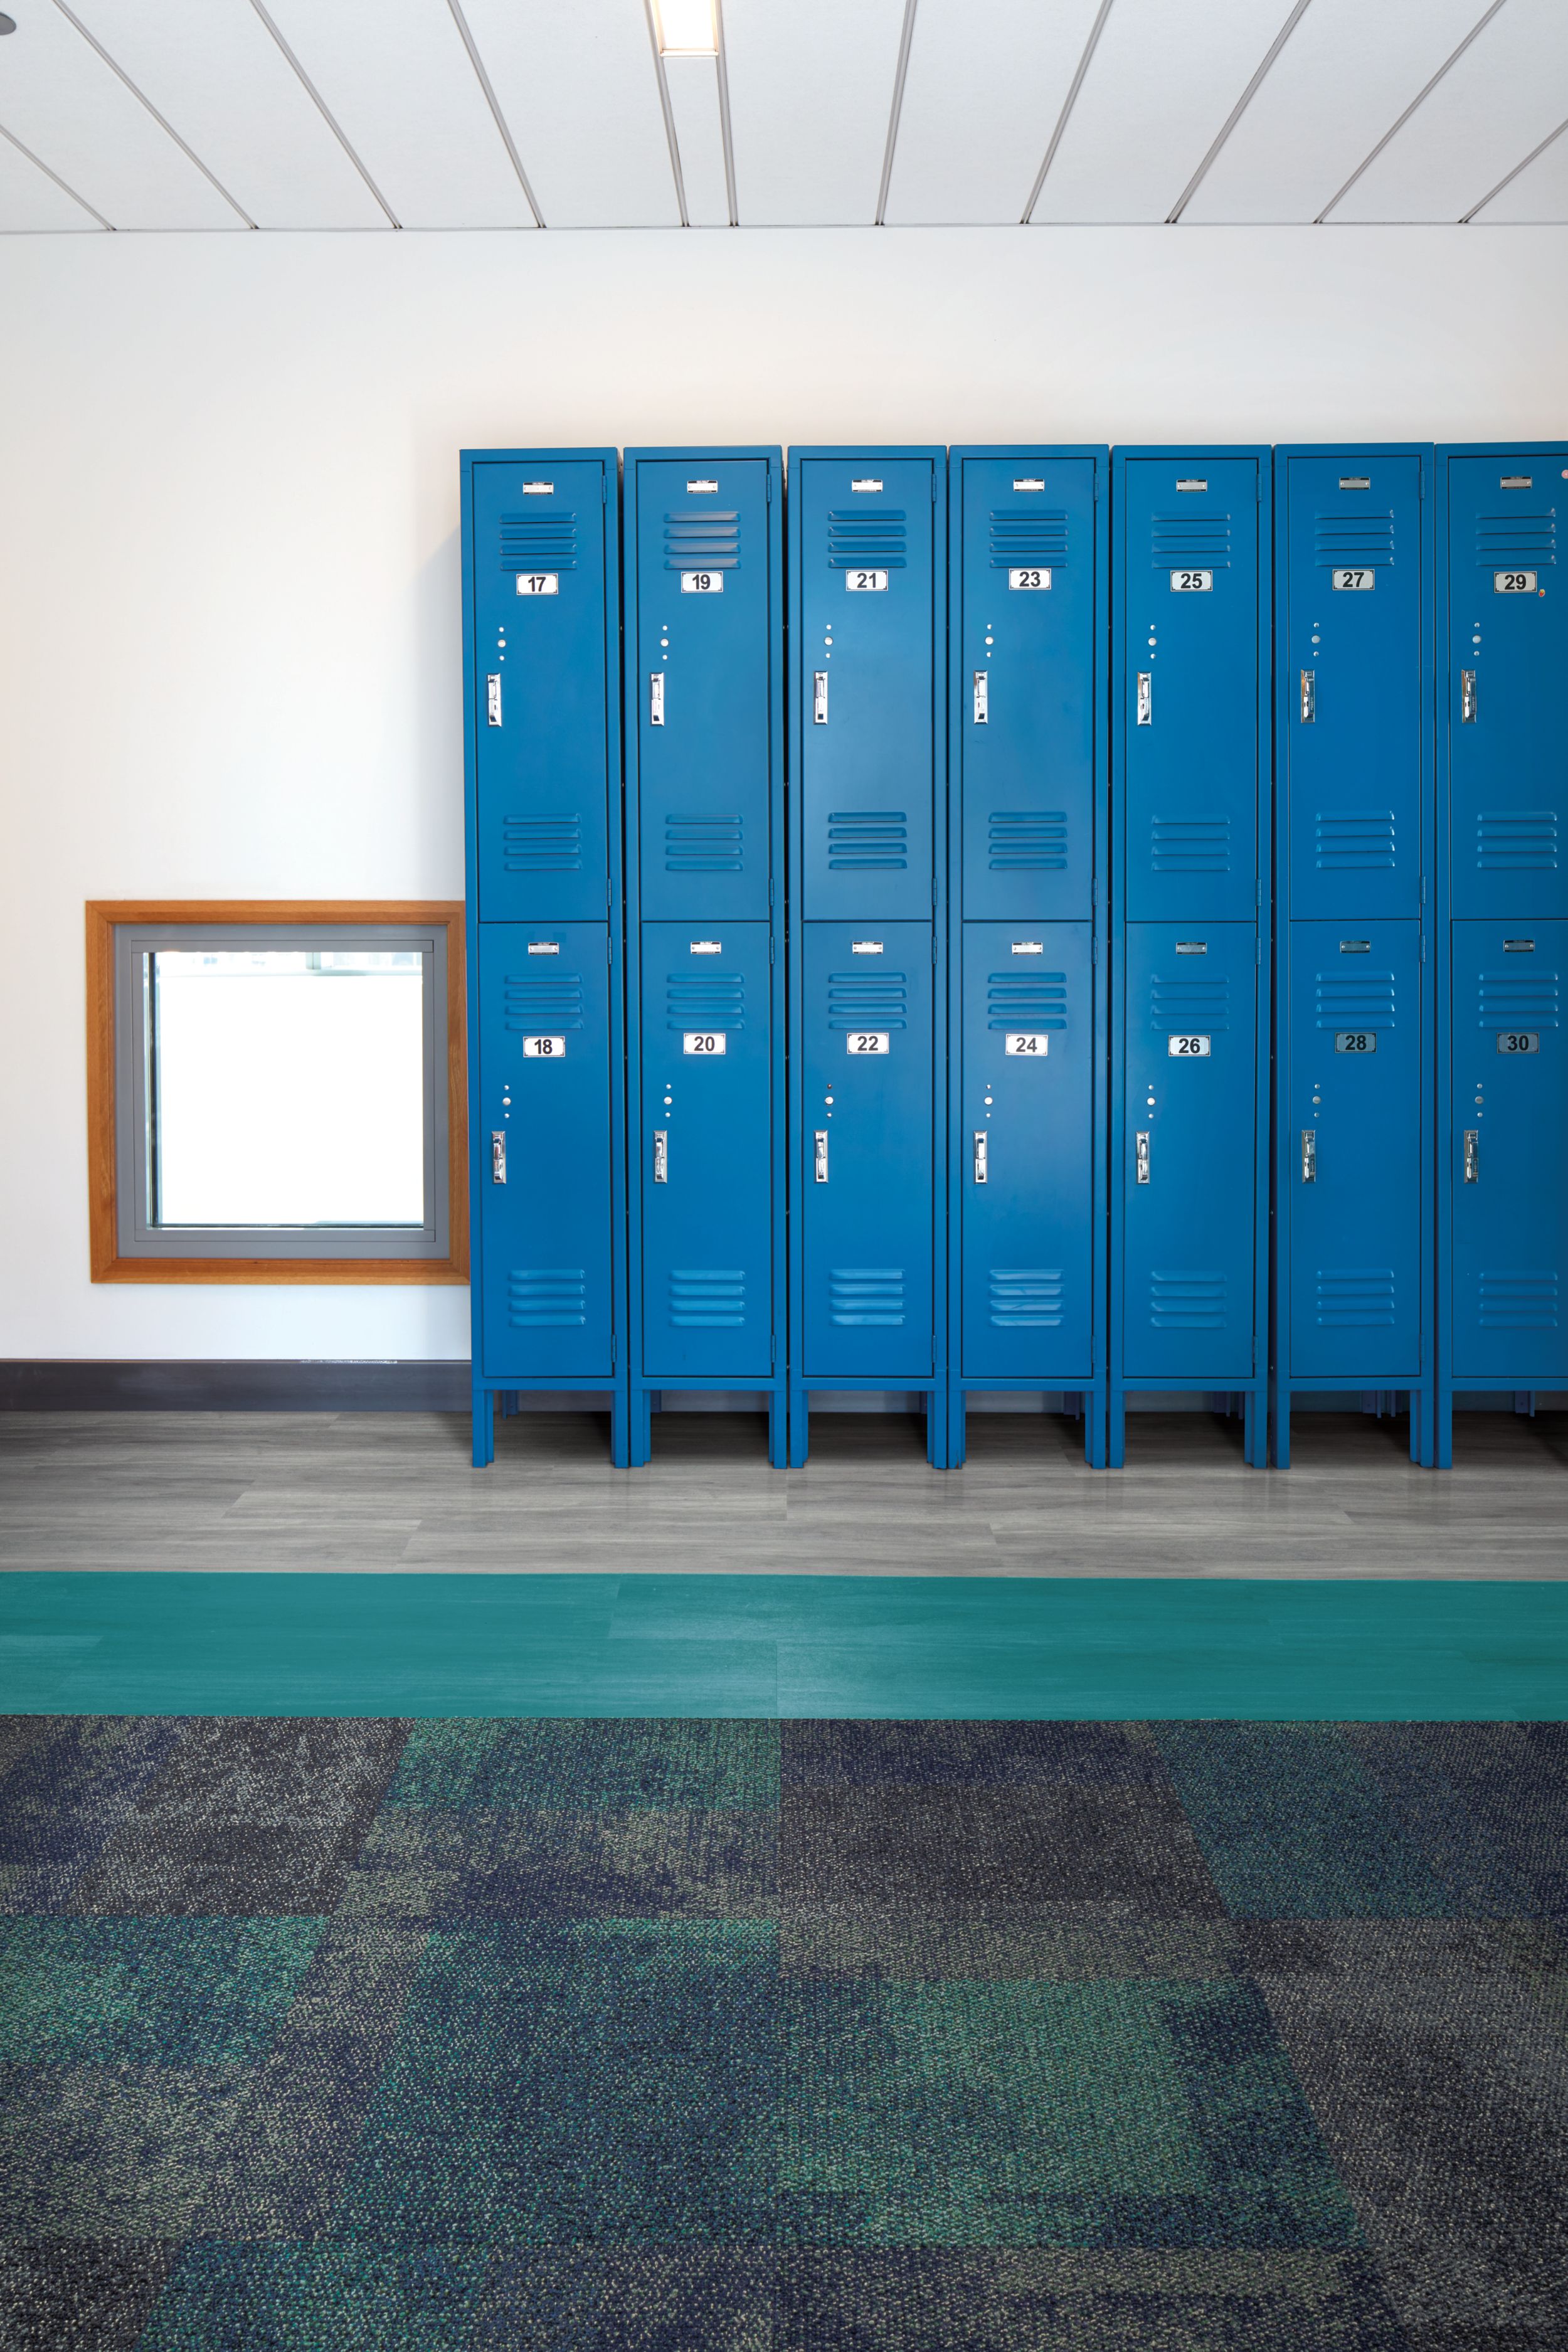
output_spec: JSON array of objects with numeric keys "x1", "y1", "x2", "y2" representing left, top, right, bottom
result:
[{"x1": 3, "y1": 1572, "x2": 1565, "y2": 1718}]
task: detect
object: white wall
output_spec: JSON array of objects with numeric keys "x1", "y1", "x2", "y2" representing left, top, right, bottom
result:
[{"x1": 2, "y1": 223, "x2": 1565, "y2": 1362}]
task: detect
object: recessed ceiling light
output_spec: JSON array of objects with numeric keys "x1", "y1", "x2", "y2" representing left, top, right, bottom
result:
[
  {"x1": 654, "y1": 0, "x2": 716, "y2": 57},
  {"x1": 0, "y1": 13, "x2": 17, "y2": 32}
]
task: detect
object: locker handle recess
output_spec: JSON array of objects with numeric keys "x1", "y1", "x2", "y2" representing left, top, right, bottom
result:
[
  {"x1": 1300, "y1": 669, "x2": 1315, "y2": 724},
  {"x1": 490, "y1": 1131, "x2": 506, "y2": 1185},
  {"x1": 813, "y1": 1130, "x2": 829, "y2": 1183},
  {"x1": 1135, "y1": 1131, "x2": 1150, "y2": 1184},
  {"x1": 1461, "y1": 670, "x2": 1478, "y2": 724},
  {"x1": 813, "y1": 670, "x2": 828, "y2": 726},
  {"x1": 973, "y1": 670, "x2": 988, "y2": 725},
  {"x1": 649, "y1": 673, "x2": 665, "y2": 727},
  {"x1": 1136, "y1": 673, "x2": 1152, "y2": 727},
  {"x1": 486, "y1": 675, "x2": 502, "y2": 728},
  {"x1": 1464, "y1": 1129, "x2": 1479, "y2": 1182},
  {"x1": 653, "y1": 1129, "x2": 668, "y2": 1184},
  {"x1": 1301, "y1": 1128, "x2": 1316, "y2": 1184},
  {"x1": 973, "y1": 1131, "x2": 988, "y2": 1184}
]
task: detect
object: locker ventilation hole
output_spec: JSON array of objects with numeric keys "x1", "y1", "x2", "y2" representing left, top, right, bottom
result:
[
  {"x1": 1150, "y1": 975, "x2": 1230, "y2": 1029},
  {"x1": 829, "y1": 1270, "x2": 906, "y2": 1327},
  {"x1": 504, "y1": 973, "x2": 585, "y2": 1029},
  {"x1": 1313, "y1": 972, "x2": 1394, "y2": 1030},
  {"x1": 828, "y1": 811, "x2": 908, "y2": 869},
  {"x1": 665, "y1": 813, "x2": 744, "y2": 872},
  {"x1": 1150, "y1": 512, "x2": 1231, "y2": 569},
  {"x1": 1476, "y1": 812, "x2": 1558, "y2": 872},
  {"x1": 502, "y1": 815, "x2": 583, "y2": 873},
  {"x1": 663, "y1": 511, "x2": 739, "y2": 569},
  {"x1": 988, "y1": 510, "x2": 1068, "y2": 568},
  {"x1": 988, "y1": 812, "x2": 1067, "y2": 870},
  {"x1": 500, "y1": 513, "x2": 577, "y2": 573},
  {"x1": 667, "y1": 972, "x2": 744, "y2": 1030},
  {"x1": 1313, "y1": 511, "x2": 1394, "y2": 569},
  {"x1": 1478, "y1": 1271, "x2": 1559, "y2": 1330},
  {"x1": 1315, "y1": 810, "x2": 1395, "y2": 871},
  {"x1": 1314, "y1": 1269, "x2": 1396, "y2": 1328},
  {"x1": 989, "y1": 1269, "x2": 1064, "y2": 1327},
  {"x1": 668, "y1": 1270, "x2": 746, "y2": 1327},
  {"x1": 1151, "y1": 815, "x2": 1231, "y2": 873},
  {"x1": 829, "y1": 974, "x2": 907, "y2": 1030},
  {"x1": 1478, "y1": 968, "x2": 1559, "y2": 1024},
  {"x1": 1149, "y1": 1273, "x2": 1227, "y2": 1328},
  {"x1": 988, "y1": 972, "x2": 1066, "y2": 1028},
  {"x1": 827, "y1": 511, "x2": 906, "y2": 569},
  {"x1": 1474, "y1": 512, "x2": 1556, "y2": 567},
  {"x1": 508, "y1": 1269, "x2": 586, "y2": 1327}
]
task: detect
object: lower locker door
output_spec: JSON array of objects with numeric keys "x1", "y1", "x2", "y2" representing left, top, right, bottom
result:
[
  {"x1": 802, "y1": 922, "x2": 934, "y2": 1379},
  {"x1": 1122, "y1": 922, "x2": 1256, "y2": 1382},
  {"x1": 1451, "y1": 918, "x2": 1567, "y2": 1380},
  {"x1": 478, "y1": 923, "x2": 614, "y2": 1380},
  {"x1": 961, "y1": 919, "x2": 1093, "y2": 1379},
  {"x1": 1288, "y1": 919, "x2": 1422, "y2": 1377},
  {"x1": 640, "y1": 922, "x2": 773, "y2": 1379}
]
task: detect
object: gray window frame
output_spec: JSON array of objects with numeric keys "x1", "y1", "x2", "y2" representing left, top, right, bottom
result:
[{"x1": 112, "y1": 920, "x2": 451, "y2": 1263}]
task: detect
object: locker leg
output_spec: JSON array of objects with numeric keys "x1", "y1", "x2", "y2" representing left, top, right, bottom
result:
[
  {"x1": 471, "y1": 1386, "x2": 494, "y2": 1470},
  {"x1": 1434, "y1": 1386, "x2": 1453, "y2": 1470},
  {"x1": 948, "y1": 1385, "x2": 967, "y2": 1470},
  {"x1": 1515, "y1": 1391, "x2": 1536, "y2": 1417},
  {"x1": 1243, "y1": 1389, "x2": 1266, "y2": 1469},
  {"x1": 788, "y1": 1382, "x2": 809, "y2": 1468},
  {"x1": 1084, "y1": 1390, "x2": 1108, "y2": 1470},
  {"x1": 766, "y1": 1393, "x2": 788, "y2": 1470},
  {"x1": 1411, "y1": 1387, "x2": 1428, "y2": 1468},
  {"x1": 1273, "y1": 1388, "x2": 1291, "y2": 1470},
  {"x1": 501, "y1": 1391, "x2": 520, "y2": 1419},
  {"x1": 628, "y1": 1385, "x2": 653, "y2": 1470},
  {"x1": 925, "y1": 1391, "x2": 950, "y2": 1471},
  {"x1": 1106, "y1": 1387, "x2": 1126, "y2": 1470},
  {"x1": 610, "y1": 1384, "x2": 631, "y2": 1471}
]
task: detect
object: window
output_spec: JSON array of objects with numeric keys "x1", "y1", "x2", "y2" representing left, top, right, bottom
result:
[{"x1": 87, "y1": 904, "x2": 466, "y2": 1283}]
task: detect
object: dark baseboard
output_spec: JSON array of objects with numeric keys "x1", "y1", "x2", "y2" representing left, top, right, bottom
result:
[{"x1": 0, "y1": 1360, "x2": 474, "y2": 1412}]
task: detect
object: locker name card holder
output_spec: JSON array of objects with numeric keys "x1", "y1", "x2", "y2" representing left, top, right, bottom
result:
[
  {"x1": 522, "y1": 1035, "x2": 566, "y2": 1058},
  {"x1": 1495, "y1": 571, "x2": 1537, "y2": 593},
  {"x1": 847, "y1": 1032, "x2": 889, "y2": 1054},
  {"x1": 850, "y1": 479, "x2": 882, "y2": 492},
  {"x1": 1170, "y1": 570, "x2": 1211, "y2": 591},
  {"x1": 687, "y1": 479, "x2": 718, "y2": 492},
  {"x1": 1335, "y1": 1032, "x2": 1377, "y2": 1054},
  {"x1": 1010, "y1": 568, "x2": 1051, "y2": 590},
  {"x1": 1498, "y1": 1032, "x2": 1540, "y2": 1054},
  {"x1": 517, "y1": 573, "x2": 558, "y2": 595},
  {"x1": 1332, "y1": 569, "x2": 1376, "y2": 591},
  {"x1": 1005, "y1": 1034, "x2": 1049, "y2": 1056},
  {"x1": 1168, "y1": 1035, "x2": 1211, "y2": 1056},
  {"x1": 681, "y1": 571, "x2": 723, "y2": 593},
  {"x1": 682, "y1": 1032, "x2": 726, "y2": 1055},
  {"x1": 846, "y1": 570, "x2": 888, "y2": 591}
]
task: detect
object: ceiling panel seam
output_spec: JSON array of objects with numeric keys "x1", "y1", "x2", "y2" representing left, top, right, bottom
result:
[
  {"x1": 1022, "y1": 0, "x2": 1116, "y2": 224},
  {"x1": 49, "y1": 0, "x2": 257, "y2": 228},
  {"x1": 641, "y1": 0, "x2": 689, "y2": 227},
  {"x1": 1462, "y1": 109, "x2": 1568, "y2": 220},
  {"x1": 246, "y1": 0, "x2": 401, "y2": 228},
  {"x1": 875, "y1": 0, "x2": 920, "y2": 227},
  {"x1": 1316, "y1": 0, "x2": 1509, "y2": 222},
  {"x1": 714, "y1": 0, "x2": 738, "y2": 227},
  {"x1": 1166, "y1": 0, "x2": 1318, "y2": 225},
  {"x1": 445, "y1": 0, "x2": 543, "y2": 226},
  {"x1": 0, "y1": 114, "x2": 110, "y2": 228}
]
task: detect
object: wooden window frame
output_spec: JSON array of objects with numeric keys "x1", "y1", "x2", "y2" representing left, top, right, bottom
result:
[{"x1": 86, "y1": 901, "x2": 468, "y2": 1285}]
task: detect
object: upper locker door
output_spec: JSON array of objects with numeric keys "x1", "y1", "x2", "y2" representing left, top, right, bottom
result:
[
  {"x1": 472, "y1": 458, "x2": 611, "y2": 924},
  {"x1": 1446, "y1": 454, "x2": 1566, "y2": 919},
  {"x1": 958, "y1": 457, "x2": 1097, "y2": 921},
  {"x1": 634, "y1": 458, "x2": 774, "y2": 923},
  {"x1": 1121, "y1": 457, "x2": 1260, "y2": 923},
  {"x1": 1284, "y1": 455, "x2": 1425, "y2": 921},
  {"x1": 798, "y1": 458, "x2": 936, "y2": 921}
]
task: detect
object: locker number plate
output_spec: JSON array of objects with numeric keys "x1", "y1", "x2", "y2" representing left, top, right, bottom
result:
[
  {"x1": 1008, "y1": 568, "x2": 1052, "y2": 590},
  {"x1": 681, "y1": 571, "x2": 724, "y2": 593},
  {"x1": 682, "y1": 1031, "x2": 727, "y2": 1055},
  {"x1": 846, "y1": 1032, "x2": 890, "y2": 1054},
  {"x1": 845, "y1": 569, "x2": 889, "y2": 591},
  {"x1": 1498, "y1": 1030, "x2": 1540, "y2": 1052},
  {"x1": 1334, "y1": 1031, "x2": 1377, "y2": 1054},
  {"x1": 1168, "y1": 569, "x2": 1212, "y2": 592},
  {"x1": 1004, "y1": 1033, "x2": 1049, "y2": 1056},
  {"x1": 1495, "y1": 571, "x2": 1538, "y2": 593},
  {"x1": 521, "y1": 1034, "x2": 566, "y2": 1058},
  {"x1": 1167, "y1": 1034, "x2": 1211, "y2": 1056},
  {"x1": 1332, "y1": 569, "x2": 1377, "y2": 590},
  {"x1": 516, "y1": 573, "x2": 558, "y2": 595}
]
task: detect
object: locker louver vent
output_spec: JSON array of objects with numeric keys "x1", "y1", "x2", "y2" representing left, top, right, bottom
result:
[
  {"x1": 502, "y1": 815, "x2": 582, "y2": 873},
  {"x1": 1314, "y1": 512, "x2": 1395, "y2": 568},
  {"x1": 500, "y1": 513, "x2": 577, "y2": 572},
  {"x1": 1150, "y1": 975, "x2": 1231, "y2": 1030},
  {"x1": 1150, "y1": 815, "x2": 1231, "y2": 873},
  {"x1": 666, "y1": 972, "x2": 745, "y2": 1030},
  {"x1": 829, "y1": 1269, "x2": 906, "y2": 1326},
  {"x1": 987, "y1": 972, "x2": 1066, "y2": 1029},
  {"x1": 829, "y1": 811, "x2": 908, "y2": 869},
  {"x1": 507, "y1": 1269, "x2": 586, "y2": 1327},
  {"x1": 829, "y1": 973, "x2": 907, "y2": 1030},
  {"x1": 664, "y1": 511, "x2": 740, "y2": 569},
  {"x1": 827, "y1": 510, "x2": 906, "y2": 569},
  {"x1": 1477, "y1": 968, "x2": 1559, "y2": 1025},
  {"x1": 989, "y1": 1269, "x2": 1064, "y2": 1327},
  {"x1": 1477, "y1": 1271, "x2": 1559, "y2": 1329},
  {"x1": 665, "y1": 813, "x2": 744, "y2": 872},
  {"x1": 1474, "y1": 511, "x2": 1555, "y2": 566},
  {"x1": 1315, "y1": 1269, "x2": 1396, "y2": 1327},
  {"x1": 1149, "y1": 1272, "x2": 1226, "y2": 1328},
  {"x1": 989, "y1": 812, "x2": 1067, "y2": 870},
  {"x1": 989, "y1": 509, "x2": 1069, "y2": 567},
  {"x1": 504, "y1": 972, "x2": 584, "y2": 1029},
  {"x1": 1150, "y1": 513, "x2": 1230, "y2": 569},
  {"x1": 1314, "y1": 972, "x2": 1396, "y2": 1029},
  {"x1": 1476, "y1": 812, "x2": 1558, "y2": 871},
  {"x1": 1316, "y1": 810, "x2": 1396, "y2": 871},
  {"x1": 668, "y1": 1269, "x2": 746, "y2": 1327}
]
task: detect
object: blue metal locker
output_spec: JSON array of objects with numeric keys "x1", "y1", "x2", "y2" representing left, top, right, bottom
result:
[
  {"x1": 624, "y1": 449, "x2": 785, "y2": 1465},
  {"x1": 1274, "y1": 446, "x2": 1434, "y2": 1468},
  {"x1": 1110, "y1": 449, "x2": 1270, "y2": 1466},
  {"x1": 1436, "y1": 443, "x2": 1567, "y2": 1460},
  {"x1": 789, "y1": 449, "x2": 947, "y2": 1464},
  {"x1": 946, "y1": 448, "x2": 1107, "y2": 1465},
  {"x1": 463, "y1": 450, "x2": 627, "y2": 1466}
]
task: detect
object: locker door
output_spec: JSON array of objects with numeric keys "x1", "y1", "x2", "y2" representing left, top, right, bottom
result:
[
  {"x1": 1283, "y1": 454, "x2": 1425, "y2": 922},
  {"x1": 961, "y1": 921, "x2": 1093, "y2": 1379},
  {"x1": 1450, "y1": 920, "x2": 1567, "y2": 1380},
  {"x1": 1120, "y1": 457, "x2": 1260, "y2": 924},
  {"x1": 634, "y1": 458, "x2": 774, "y2": 924},
  {"x1": 638, "y1": 923, "x2": 773, "y2": 1380},
  {"x1": 797, "y1": 458, "x2": 935, "y2": 923},
  {"x1": 1446, "y1": 455, "x2": 1567, "y2": 919},
  {"x1": 1121, "y1": 923, "x2": 1256, "y2": 1381},
  {"x1": 477, "y1": 923, "x2": 613, "y2": 1380},
  {"x1": 800, "y1": 923, "x2": 933, "y2": 1377},
  {"x1": 471, "y1": 459, "x2": 610, "y2": 925},
  {"x1": 1288, "y1": 921, "x2": 1422, "y2": 1377},
  {"x1": 958, "y1": 457, "x2": 1096, "y2": 921}
]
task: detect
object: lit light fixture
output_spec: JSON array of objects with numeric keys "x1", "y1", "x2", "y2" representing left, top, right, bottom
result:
[
  {"x1": 0, "y1": 13, "x2": 16, "y2": 31},
  {"x1": 654, "y1": 0, "x2": 716, "y2": 57}
]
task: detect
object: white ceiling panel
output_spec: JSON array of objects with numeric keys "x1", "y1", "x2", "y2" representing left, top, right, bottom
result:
[
  {"x1": 0, "y1": 1, "x2": 239, "y2": 226},
  {"x1": 664, "y1": 51, "x2": 728, "y2": 226},
  {"x1": 1185, "y1": 0, "x2": 1483, "y2": 224},
  {"x1": 260, "y1": 0, "x2": 534, "y2": 228},
  {"x1": 457, "y1": 0, "x2": 677, "y2": 228},
  {"x1": 723, "y1": 0, "x2": 906, "y2": 226},
  {"x1": 886, "y1": 0, "x2": 1105, "y2": 225},
  {"x1": 1032, "y1": 0, "x2": 1306, "y2": 223},
  {"x1": 65, "y1": 0, "x2": 386, "y2": 230},
  {"x1": 0, "y1": 125, "x2": 104, "y2": 230},
  {"x1": 1475, "y1": 117, "x2": 1568, "y2": 221},
  {"x1": 1334, "y1": 0, "x2": 1568, "y2": 221}
]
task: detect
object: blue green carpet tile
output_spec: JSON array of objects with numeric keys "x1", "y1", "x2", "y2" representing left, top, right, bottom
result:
[{"x1": 2, "y1": 1715, "x2": 1567, "y2": 2348}]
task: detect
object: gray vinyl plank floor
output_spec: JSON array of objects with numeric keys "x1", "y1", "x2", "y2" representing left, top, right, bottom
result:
[{"x1": 0, "y1": 1408, "x2": 1564, "y2": 1577}]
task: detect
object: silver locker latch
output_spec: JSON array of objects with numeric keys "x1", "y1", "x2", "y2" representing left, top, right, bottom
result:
[
  {"x1": 1461, "y1": 669, "x2": 1478, "y2": 724},
  {"x1": 973, "y1": 1131, "x2": 988, "y2": 1184},
  {"x1": 649, "y1": 672, "x2": 665, "y2": 726},
  {"x1": 1301, "y1": 1128, "x2": 1316, "y2": 1183},
  {"x1": 813, "y1": 670, "x2": 828, "y2": 726},
  {"x1": 1300, "y1": 669, "x2": 1316, "y2": 724},
  {"x1": 1136, "y1": 672, "x2": 1152, "y2": 726},
  {"x1": 1135, "y1": 1131, "x2": 1150, "y2": 1184},
  {"x1": 1464, "y1": 1128, "x2": 1479, "y2": 1182},
  {"x1": 973, "y1": 670, "x2": 988, "y2": 725},
  {"x1": 813, "y1": 1130, "x2": 829, "y2": 1182},
  {"x1": 490, "y1": 1131, "x2": 506, "y2": 1184},
  {"x1": 653, "y1": 1129, "x2": 668, "y2": 1183},
  {"x1": 487, "y1": 674, "x2": 502, "y2": 728}
]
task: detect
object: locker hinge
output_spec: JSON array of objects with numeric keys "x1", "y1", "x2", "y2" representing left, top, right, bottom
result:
[
  {"x1": 1091, "y1": 936, "x2": 1098, "y2": 963},
  {"x1": 770, "y1": 1338, "x2": 776, "y2": 1367},
  {"x1": 931, "y1": 935, "x2": 938, "y2": 963},
  {"x1": 1421, "y1": 934, "x2": 1427, "y2": 960},
  {"x1": 1256, "y1": 878, "x2": 1263, "y2": 906},
  {"x1": 1421, "y1": 875, "x2": 1428, "y2": 903},
  {"x1": 931, "y1": 473, "x2": 938, "y2": 501},
  {"x1": 770, "y1": 935, "x2": 775, "y2": 963},
  {"x1": 607, "y1": 934, "x2": 613, "y2": 962},
  {"x1": 931, "y1": 877, "x2": 938, "y2": 906},
  {"x1": 769, "y1": 877, "x2": 775, "y2": 905},
  {"x1": 611, "y1": 1334, "x2": 617, "y2": 1365},
  {"x1": 766, "y1": 472, "x2": 772, "y2": 502},
  {"x1": 1257, "y1": 940, "x2": 1262, "y2": 965}
]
